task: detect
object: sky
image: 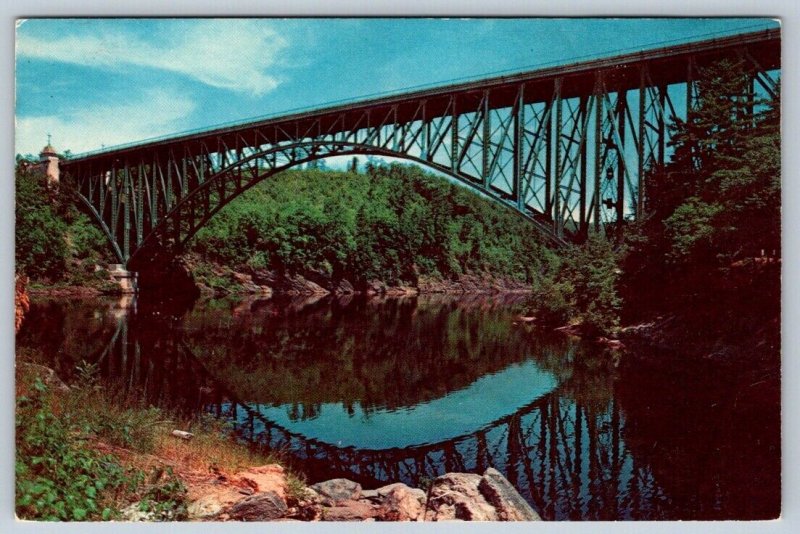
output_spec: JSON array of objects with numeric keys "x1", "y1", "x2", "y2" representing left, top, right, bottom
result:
[{"x1": 15, "y1": 17, "x2": 779, "y2": 158}]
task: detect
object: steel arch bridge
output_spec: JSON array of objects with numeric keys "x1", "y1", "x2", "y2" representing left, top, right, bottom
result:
[{"x1": 61, "y1": 28, "x2": 780, "y2": 268}]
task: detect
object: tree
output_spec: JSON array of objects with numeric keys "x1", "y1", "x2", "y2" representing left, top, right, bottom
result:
[
  {"x1": 349, "y1": 157, "x2": 360, "y2": 173},
  {"x1": 15, "y1": 167, "x2": 69, "y2": 279},
  {"x1": 622, "y1": 59, "x2": 780, "y2": 312},
  {"x1": 661, "y1": 59, "x2": 780, "y2": 266}
]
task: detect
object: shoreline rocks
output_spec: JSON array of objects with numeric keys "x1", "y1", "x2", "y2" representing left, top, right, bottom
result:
[{"x1": 186, "y1": 465, "x2": 541, "y2": 522}]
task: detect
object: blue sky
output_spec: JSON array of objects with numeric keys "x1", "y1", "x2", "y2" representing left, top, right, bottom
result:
[{"x1": 15, "y1": 18, "x2": 778, "y2": 157}]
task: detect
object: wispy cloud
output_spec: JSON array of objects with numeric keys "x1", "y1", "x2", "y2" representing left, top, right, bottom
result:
[
  {"x1": 15, "y1": 88, "x2": 196, "y2": 155},
  {"x1": 17, "y1": 20, "x2": 289, "y2": 96}
]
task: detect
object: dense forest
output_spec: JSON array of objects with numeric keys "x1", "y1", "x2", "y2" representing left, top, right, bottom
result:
[{"x1": 189, "y1": 163, "x2": 560, "y2": 287}]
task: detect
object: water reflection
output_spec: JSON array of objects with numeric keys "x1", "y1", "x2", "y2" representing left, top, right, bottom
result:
[{"x1": 17, "y1": 294, "x2": 779, "y2": 520}]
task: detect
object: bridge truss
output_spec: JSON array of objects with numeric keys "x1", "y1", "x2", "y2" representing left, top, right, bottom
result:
[{"x1": 61, "y1": 29, "x2": 780, "y2": 266}]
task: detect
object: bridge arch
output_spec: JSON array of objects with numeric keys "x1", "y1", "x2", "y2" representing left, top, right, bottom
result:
[
  {"x1": 125, "y1": 140, "x2": 560, "y2": 267},
  {"x1": 60, "y1": 28, "x2": 780, "y2": 267}
]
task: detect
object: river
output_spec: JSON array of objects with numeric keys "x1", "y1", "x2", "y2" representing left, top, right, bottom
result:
[{"x1": 16, "y1": 293, "x2": 779, "y2": 520}]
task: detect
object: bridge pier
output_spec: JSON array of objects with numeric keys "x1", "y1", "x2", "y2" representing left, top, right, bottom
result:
[{"x1": 108, "y1": 264, "x2": 138, "y2": 294}]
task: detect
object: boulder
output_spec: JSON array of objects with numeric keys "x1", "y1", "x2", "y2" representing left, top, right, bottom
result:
[
  {"x1": 321, "y1": 499, "x2": 380, "y2": 521},
  {"x1": 376, "y1": 482, "x2": 426, "y2": 504},
  {"x1": 238, "y1": 464, "x2": 287, "y2": 500},
  {"x1": 335, "y1": 279, "x2": 355, "y2": 294},
  {"x1": 252, "y1": 270, "x2": 330, "y2": 295},
  {"x1": 381, "y1": 484, "x2": 425, "y2": 521},
  {"x1": 310, "y1": 478, "x2": 362, "y2": 503},
  {"x1": 375, "y1": 482, "x2": 407, "y2": 497},
  {"x1": 365, "y1": 280, "x2": 387, "y2": 295},
  {"x1": 225, "y1": 491, "x2": 288, "y2": 521},
  {"x1": 359, "y1": 489, "x2": 380, "y2": 501},
  {"x1": 425, "y1": 473, "x2": 497, "y2": 521},
  {"x1": 187, "y1": 494, "x2": 226, "y2": 520},
  {"x1": 478, "y1": 468, "x2": 541, "y2": 521}
]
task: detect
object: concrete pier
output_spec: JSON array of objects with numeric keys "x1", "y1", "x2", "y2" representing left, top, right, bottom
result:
[{"x1": 108, "y1": 264, "x2": 138, "y2": 294}]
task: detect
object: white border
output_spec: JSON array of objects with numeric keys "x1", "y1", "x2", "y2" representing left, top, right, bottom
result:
[{"x1": 3, "y1": 2, "x2": 797, "y2": 534}]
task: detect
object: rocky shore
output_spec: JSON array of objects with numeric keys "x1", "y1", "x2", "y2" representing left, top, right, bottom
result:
[{"x1": 154, "y1": 464, "x2": 540, "y2": 522}]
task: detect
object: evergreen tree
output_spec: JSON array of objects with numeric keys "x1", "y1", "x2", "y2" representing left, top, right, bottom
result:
[
  {"x1": 661, "y1": 58, "x2": 780, "y2": 265},
  {"x1": 623, "y1": 59, "x2": 780, "y2": 312}
]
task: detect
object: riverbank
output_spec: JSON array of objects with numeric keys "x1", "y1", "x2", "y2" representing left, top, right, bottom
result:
[
  {"x1": 186, "y1": 254, "x2": 535, "y2": 297},
  {"x1": 15, "y1": 358, "x2": 539, "y2": 522}
]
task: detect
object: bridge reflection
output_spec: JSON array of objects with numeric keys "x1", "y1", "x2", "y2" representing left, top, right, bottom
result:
[
  {"x1": 134, "y1": 297, "x2": 667, "y2": 520},
  {"x1": 17, "y1": 294, "x2": 778, "y2": 520},
  {"x1": 216, "y1": 378, "x2": 664, "y2": 520}
]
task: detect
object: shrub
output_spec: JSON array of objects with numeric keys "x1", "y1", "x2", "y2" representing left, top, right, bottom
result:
[
  {"x1": 560, "y1": 234, "x2": 623, "y2": 335},
  {"x1": 15, "y1": 379, "x2": 130, "y2": 521}
]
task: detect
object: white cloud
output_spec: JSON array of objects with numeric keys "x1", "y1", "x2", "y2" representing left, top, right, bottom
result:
[
  {"x1": 15, "y1": 88, "x2": 196, "y2": 156},
  {"x1": 17, "y1": 20, "x2": 289, "y2": 96}
]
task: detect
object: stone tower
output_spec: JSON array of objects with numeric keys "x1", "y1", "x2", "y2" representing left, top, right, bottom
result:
[{"x1": 39, "y1": 138, "x2": 60, "y2": 185}]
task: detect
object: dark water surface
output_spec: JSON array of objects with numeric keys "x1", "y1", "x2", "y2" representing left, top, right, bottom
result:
[{"x1": 17, "y1": 294, "x2": 779, "y2": 520}]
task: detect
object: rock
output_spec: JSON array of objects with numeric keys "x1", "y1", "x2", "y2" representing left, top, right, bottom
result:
[
  {"x1": 225, "y1": 491, "x2": 288, "y2": 521},
  {"x1": 385, "y1": 286, "x2": 418, "y2": 296},
  {"x1": 253, "y1": 270, "x2": 330, "y2": 295},
  {"x1": 120, "y1": 502, "x2": 157, "y2": 522},
  {"x1": 381, "y1": 484, "x2": 425, "y2": 521},
  {"x1": 408, "y1": 487, "x2": 427, "y2": 504},
  {"x1": 293, "y1": 499, "x2": 323, "y2": 521},
  {"x1": 417, "y1": 274, "x2": 533, "y2": 294},
  {"x1": 238, "y1": 464, "x2": 287, "y2": 500},
  {"x1": 478, "y1": 468, "x2": 541, "y2": 521},
  {"x1": 376, "y1": 482, "x2": 426, "y2": 504},
  {"x1": 376, "y1": 482, "x2": 407, "y2": 497},
  {"x1": 365, "y1": 280, "x2": 387, "y2": 295},
  {"x1": 335, "y1": 279, "x2": 355, "y2": 294},
  {"x1": 302, "y1": 487, "x2": 322, "y2": 502},
  {"x1": 187, "y1": 494, "x2": 225, "y2": 520},
  {"x1": 555, "y1": 323, "x2": 583, "y2": 337},
  {"x1": 311, "y1": 478, "x2": 362, "y2": 503},
  {"x1": 426, "y1": 473, "x2": 497, "y2": 521},
  {"x1": 596, "y1": 336, "x2": 625, "y2": 349},
  {"x1": 321, "y1": 499, "x2": 380, "y2": 521},
  {"x1": 359, "y1": 489, "x2": 380, "y2": 501}
]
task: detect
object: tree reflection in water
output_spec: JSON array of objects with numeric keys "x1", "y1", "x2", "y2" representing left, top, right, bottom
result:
[{"x1": 17, "y1": 294, "x2": 779, "y2": 520}]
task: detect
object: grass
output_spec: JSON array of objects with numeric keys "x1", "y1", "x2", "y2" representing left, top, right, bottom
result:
[{"x1": 15, "y1": 353, "x2": 306, "y2": 520}]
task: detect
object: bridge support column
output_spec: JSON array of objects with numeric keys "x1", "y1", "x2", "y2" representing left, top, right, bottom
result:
[{"x1": 108, "y1": 264, "x2": 138, "y2": 294}]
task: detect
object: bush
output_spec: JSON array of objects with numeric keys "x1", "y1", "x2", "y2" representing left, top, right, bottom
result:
[
  {"x1": 15, "y1": 379, "x2": 130, "y2": 521},
  {"x1": 15, "y1": 168, "x2": 69, "y2": 279},
  {"x1": 528, "y1": 279, "x2": 575, "y2": 326},
  {"x1": 561, "y1": 234, "x2": 623, "y2": 335}
]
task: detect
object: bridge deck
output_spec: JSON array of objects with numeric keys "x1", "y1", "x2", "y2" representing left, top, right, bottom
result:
[{"x1": 65, "y1": 28, "x2": 779, "y2": 165}]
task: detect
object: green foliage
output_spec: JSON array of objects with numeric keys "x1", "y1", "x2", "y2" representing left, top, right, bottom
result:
[
  {"x1": 645, "y1": 59, "x2": 778, "y2": 266},
  {"x1": 623, "y1": 59, "x2": 780, "y2": 312},
  {"x1": 15, "y1": 168, "x2": 69, "y2": 279},
  {"x1": 560, "y1": 235, "x2": 623, "y2": 335},
  {"x1": 15, "y1": 379, "x2": 129, "y2": 521},
  {"x1": 15, "y1": 165, "x2": 113, "y2": 281},
  {"x1": 191, "y1": 163, "x2": 559, "y2": 288},
  {"x1": 66, "y1": 369, "x2": 166, "y2": 453},
  {"x1": 664, "y1": 197, "x2": 723, "y2": 261},
  {"x1": 136, "y1": 468, "x2": 188, "y2": 521},
  {"x1": 529, "y1": 278, "x2": 575, "y2": 327}
]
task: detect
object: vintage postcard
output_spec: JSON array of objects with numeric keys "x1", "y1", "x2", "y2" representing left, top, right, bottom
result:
[{"x1": 14, "y1": 18, "x2": 780, "y2": 522}]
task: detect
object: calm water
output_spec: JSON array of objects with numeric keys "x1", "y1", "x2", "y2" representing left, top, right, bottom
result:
[{"x1": 17, "y1": 294, "x2": 779, "y2": 520}]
